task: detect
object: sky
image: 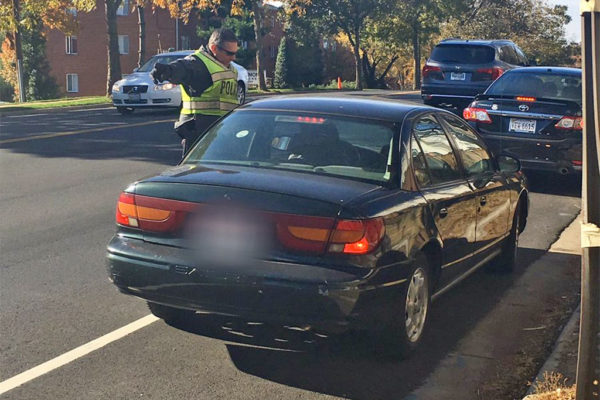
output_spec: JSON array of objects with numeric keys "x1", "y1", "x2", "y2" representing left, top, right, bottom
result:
[{"x1": 547, "y1": 0, "x2": 581, "y2": 42}]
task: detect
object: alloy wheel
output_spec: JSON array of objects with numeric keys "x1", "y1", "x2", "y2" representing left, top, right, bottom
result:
[{"x1": 405, "y1": 267, "x2": 429, "y2": 343}]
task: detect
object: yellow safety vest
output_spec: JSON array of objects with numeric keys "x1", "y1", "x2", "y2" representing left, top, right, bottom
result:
[{"x1": 180, "y1": 50, "x2": 238, "y2": 116}]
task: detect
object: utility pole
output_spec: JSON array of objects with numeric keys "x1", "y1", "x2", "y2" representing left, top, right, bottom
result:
[
  {"x1": 576, "y1": 0, "x2": 600, "y2": 399},
  {"x1": 12, "y1": 0, "x2": 26, "y2": 103}
]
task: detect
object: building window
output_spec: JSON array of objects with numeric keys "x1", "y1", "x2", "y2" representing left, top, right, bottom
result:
[
  {"x1": 270, "y1": 45, "x2": 277, "y2": 58},
  {"x1": 65, "y1": 36, "x2": 77, "y2": 54},
  {"x1": 118, "y1": 35, "x2": 129, "y2": 55},
  {"x1": 241, "y1": 41, "x2": 248, "y2": 50},
  {"x1": 181, "y1": 35, "x2": 190, "y2": 50},
  {"x1": 117, "y1": 0, "x2": 129, "y2": 16},
  {"x1": 66, "y1": 74, "x2": 79, "y2": 92}
]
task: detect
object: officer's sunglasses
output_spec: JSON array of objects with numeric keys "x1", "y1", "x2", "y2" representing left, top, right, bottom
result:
[{"x1": 218, "y1": 46, "x2": 237, "y2": 56}]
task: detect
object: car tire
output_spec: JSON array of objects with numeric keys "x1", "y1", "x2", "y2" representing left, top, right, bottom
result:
[
  {"x1": 495, "y1": 202, "x2": 522, "y2": 272},
  {"x1": 237, "y1": 81, "x2": 246, "y2": 105},
  {"x1": 117, "y1": 106, "x2": 134, "y2": 115},
  {"x1": 373, "y1": 255, "x2": 431, "y2": 359},
  {"x1": 147, "y1": 302, "x2": 194, "y2": 323}
]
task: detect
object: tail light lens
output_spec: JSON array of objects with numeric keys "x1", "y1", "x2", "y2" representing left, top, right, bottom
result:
[
  {"x1": 422, "y1": 64, "x2": 442, "y2": 80},
  {"x1": 115, "y1": 192, "x2": 197, "y2": 232},
  {"x1": 555, "y1": 116, "x2": 583, "y2": 131},
  {"x1": 275, "y1": 214, "x2": 385, "y2": 255},
  {"x1": 116, "y1": 193, "x2": 386, "y2": 255},
  {"x1": 516, "y1": 96, "x2": 536, "y2": 102},
  {"x1": 463, "y1": 107, "x2": 492, "y2": 123},
  {"x1": 473, "y1": 67, "x2": 504, "y2": 81}
]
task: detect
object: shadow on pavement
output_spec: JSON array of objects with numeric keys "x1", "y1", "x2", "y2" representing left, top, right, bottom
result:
[
  {"x1": 524, "y1": 170, "x2": 582, "y2": 198},
  {"x1": 161, "y1": 247, "x2": 547, "y2": 400}
]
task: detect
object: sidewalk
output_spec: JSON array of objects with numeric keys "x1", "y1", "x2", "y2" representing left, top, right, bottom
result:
[{"x1": 524, "y1": 214, "x2": 582, "y2": 399}]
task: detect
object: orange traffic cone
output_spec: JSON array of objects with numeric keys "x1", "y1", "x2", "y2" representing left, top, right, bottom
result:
[{"x1": 337, "y1": 77, "x2": 342, "y2": 90}]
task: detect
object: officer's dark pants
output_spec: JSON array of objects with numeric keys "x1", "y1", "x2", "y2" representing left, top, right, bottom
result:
[{"x1": 174, "y1": 114, "x2": 220, "y2": 159}]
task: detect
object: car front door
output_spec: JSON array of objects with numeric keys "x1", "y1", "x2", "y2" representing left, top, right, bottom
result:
[
  {"x1": 410, "y1": 114, "x2": 478, "y2": 285},
  {"x1": 439, "y1": 113, "x2": 512, "y2": 256}
]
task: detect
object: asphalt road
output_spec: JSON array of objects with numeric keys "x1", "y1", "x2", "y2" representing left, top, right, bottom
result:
[{"x1": 0, "y1": 95, "x2": 582, "y2": 399}]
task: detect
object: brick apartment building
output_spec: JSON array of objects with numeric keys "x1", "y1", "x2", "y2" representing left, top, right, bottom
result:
[
  {"x1": 45, "y1": 0, "x2": 201, "y2": 96},
  {"x1": 43, "y1": 0, "x2": 354, "y2": 96}
]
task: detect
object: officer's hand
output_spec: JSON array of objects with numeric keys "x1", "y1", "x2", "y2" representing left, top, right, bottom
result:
[{"x1": 151, "y1": 63, "x2": 171, "y2": 84}]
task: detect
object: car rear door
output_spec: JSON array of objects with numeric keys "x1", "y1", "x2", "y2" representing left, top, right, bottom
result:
[
  {"x1": 410, "y1": 114, "x2": 478, "y2": 284},
  {"x1": 439, "y1": 113, "x2": 512, "y2": 253}
]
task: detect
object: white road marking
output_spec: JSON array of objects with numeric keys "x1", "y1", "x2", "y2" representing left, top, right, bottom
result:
[
  {"x1": 3, "y1": 113, "x2": 50, "y2": 118},
  {"x1": 0, "y1": 314, "x2": 158, "y2": 396}
]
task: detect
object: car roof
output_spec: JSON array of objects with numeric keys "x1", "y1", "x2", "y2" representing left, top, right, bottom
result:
[
  {"x1": 507, "y1": 66, "x2": 581, "y2": 76},
  {"x1": 153, "y1": 50, "x2": 194, "y2": 57},
  {"x1": 238, "y1": 94, "x2": 432, "y2": 122},
  {"x1": 437, "y1": 39, "x2": 513, "y2": 47}
]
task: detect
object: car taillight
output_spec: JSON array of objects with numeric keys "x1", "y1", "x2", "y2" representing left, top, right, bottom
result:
[
  {"x1": 422, "y1": 64, "x2": 442, "y2": 79},
  {"x1": 474, "y1": 67, "x2": 504, "y2": 81},
  {"x1": 516, "y1": 96, "x2": 536, "y2": 102},
  {"x1": 463, "y1": 107, "x2": 492, "y2": 123},
  {"x1": 555, "y1": 116, "x2": 583, "y2": 131},
  {"x1": 115, "y1": 192, "x2": 197, "y2": 232},
  {"x1": 275, "y1": 214, "x2": 385, "y2": 255}
]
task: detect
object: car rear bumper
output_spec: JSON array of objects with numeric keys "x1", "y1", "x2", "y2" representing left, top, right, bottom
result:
[
  {"x1": 421, "y1": 82, "x2": 491, "y2": 102},
  {"x1": 480, "y1": 134, "x2": 582, "y2": 174},
  {"x1": 106, "y1": 235, "x2": 408, "y2": 333}
]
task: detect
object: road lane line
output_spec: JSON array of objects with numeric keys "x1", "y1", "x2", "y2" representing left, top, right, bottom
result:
[
  {"x1": 0, "y1": 119, "x2": 174, "y2": 145},
  {"x1": 0, "y1": 314, "x2": 159, "y2": 396}
]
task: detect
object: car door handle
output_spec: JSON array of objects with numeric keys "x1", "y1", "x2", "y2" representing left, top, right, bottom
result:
[
  {"x1": 439, "y1": 208, "x2": 448, "y2": 218},
  {"x1": 480, "y1": 196, "x2": 487, "y2": 206}
]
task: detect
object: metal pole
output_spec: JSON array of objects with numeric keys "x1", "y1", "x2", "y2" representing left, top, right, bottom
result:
[
  {"x1": 576, "y1": 1, "x2": 600, "y2": 399},
  {"x1": 12, "y1": 0, "x2": 25, "y2": 103}
]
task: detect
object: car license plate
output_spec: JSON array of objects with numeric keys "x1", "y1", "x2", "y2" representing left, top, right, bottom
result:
[
  {"x1": 509, "y1": 118, "x2": 536, "y2": 133},
  {"x1": 128, "y1": 93, "x2": 141, "y2": 102},
  {"x1": 450, "y1": 72, "x2": 466, "y2": 81}
]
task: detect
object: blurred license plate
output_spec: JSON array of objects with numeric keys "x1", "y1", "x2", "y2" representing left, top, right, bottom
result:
[
  {"x1": 450, "y1": 72, "x2": 466, "y2": 80},
  {"x1": 128, "y1": 93, "x2": 141, "y2": 102},
  {"x1": 509, "y1": 118, "x2": 536, "y2": 133}
]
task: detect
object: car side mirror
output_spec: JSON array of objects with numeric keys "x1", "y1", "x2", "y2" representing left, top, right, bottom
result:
[{"x1": 497, "y1": 154, "x2": 521, "y2": 173}]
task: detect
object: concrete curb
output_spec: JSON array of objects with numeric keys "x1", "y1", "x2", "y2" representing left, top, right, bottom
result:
[
  {"x1": 523, "y1": 305, "x2": 581, "y2": 398},
  {"x1": 0, "y1": 103, "x2": 113, "y2": 117}
]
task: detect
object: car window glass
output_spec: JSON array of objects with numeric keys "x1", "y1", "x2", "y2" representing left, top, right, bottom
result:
[
  {"x1": 487, "y1": 72, "x2": 582, "y2": 104},
  {"x1": 500, "y1": 46, "x2": 518, "y2": 65},
  {"x1": 412, "y1": 115, "x2": 462, "y2": 184},
  {"x1": 514, "y1": 47, "x2": 528, "y2": 66},
  {"x1": 137, "y1": 55, "x2": 185, "y2": 72},
  {"x1": 429, "y1": 44, "x2": 495, "y2": 64},
  {"x1": 411, "y1": 136, "x2": 432, "y2": 187},
  {"x1": 440, "y1": 115, "x2": 494, "y2": 177},
  {"x1": 184, "y1": 110, "x2": 395, "y2": 184}
]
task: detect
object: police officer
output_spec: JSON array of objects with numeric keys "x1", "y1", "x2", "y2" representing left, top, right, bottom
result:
[{"x1": 151, "y1": 29, "x2": 239, "y2": 156}]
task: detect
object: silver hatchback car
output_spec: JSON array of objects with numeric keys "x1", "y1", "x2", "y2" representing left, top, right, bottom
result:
[{"x1": 112, "y1": 50, "x2": 249, "y2": 114}]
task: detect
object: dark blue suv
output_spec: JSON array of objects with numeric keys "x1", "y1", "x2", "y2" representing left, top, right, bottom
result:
[{"x1": 421, "y1": 39, "x2": 530, "y2": 108}]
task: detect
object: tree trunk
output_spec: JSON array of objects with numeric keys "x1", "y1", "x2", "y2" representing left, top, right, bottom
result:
[
  {"x1": 252, "y1": 3, "x2": 268, "y2": 91},
  {"x1": 105, "y1": 0, "x2": 122, "y2": 96},
  {"x1": 137, "y1": 5, "x2": 145, "y2": 68},
  {"x1": 412, "y1": 23, "x2": 421, "y2": 90},
  {"x1": 12, "y1": 0, "x2": 25, "y2": 102},
  {"x1": 352, "y1": 27, "x2": 363, "y2": 90}
]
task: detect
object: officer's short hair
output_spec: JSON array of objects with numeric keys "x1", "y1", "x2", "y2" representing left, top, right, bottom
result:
[{"x1": 209, "y1": 29, "x2": 238, "y2": 46}]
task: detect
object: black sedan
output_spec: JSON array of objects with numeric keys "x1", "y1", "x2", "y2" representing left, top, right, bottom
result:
[
  {"x1": 107, "y1": 95, "x2": 528, "y2": 357},
  {"x1": 463, "y1": 67, "x2": 582, "y2": 175}
]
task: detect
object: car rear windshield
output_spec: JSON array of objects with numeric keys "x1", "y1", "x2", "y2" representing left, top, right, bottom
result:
[
  {"x1": 137, "y1": 55, "x2": 188, "y2": 72},
  {"x1": 486, "y1": 72, "x2": 582, "y2": 104},
  {"x1": 429, "y1": 44, "x2": 495, "y2": 64},
  {"x1": 184, "y1": 110, "x2": 395, "y2": 184}
]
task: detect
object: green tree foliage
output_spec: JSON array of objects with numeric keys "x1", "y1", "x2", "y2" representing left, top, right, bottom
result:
[
  {"x1": 287, "y1": 38, "x2": 324, "y2": 87},
  {"x1": 21, "y1": 21, "x2": 58, "y2": 100},
  {"x1": 288, "y1": 0, "x2": 394, "y2": 90},
  {"x1": 273, "y1": 36, "x2": 289, "y2": 88},
  {"x1": 441, "y1": 0, "x2": 575, "y2": 66}
]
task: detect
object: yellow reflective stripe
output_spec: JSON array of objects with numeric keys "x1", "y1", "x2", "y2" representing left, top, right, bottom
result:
[
  {"x1": 220, "y1": 102, "x2": 237, "y2": 111},
  {"x1": 211, "y1": 71, "x2": 236, "y2": 81},
  {"x1": 182, "y1": 101, "x2": 221, "y2": 110},
  {"x1": 181, "y1": 109, "x2": 225, "y2": 116}
]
